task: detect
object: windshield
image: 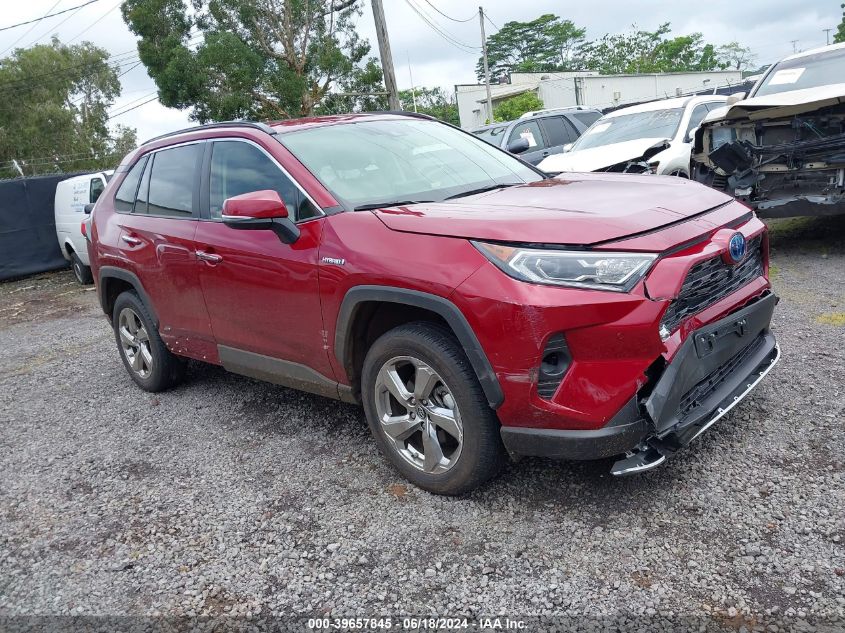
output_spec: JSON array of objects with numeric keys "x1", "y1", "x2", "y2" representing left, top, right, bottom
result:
[
  {"x1": 572, "y1": 108, "x2": 684, "y2": 150},
  {"x1": 280, "y1": 118, "x2": 541, "y2": 208},
  {"x1": 472, "y1": 125, "x2": 508, "y2": 146},
  {"x1": 753, "y1": 47, "x2": 845, "y2": 97}
]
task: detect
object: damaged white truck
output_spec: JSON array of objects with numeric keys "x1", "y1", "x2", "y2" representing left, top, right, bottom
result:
[{"x1": 692, "y1": 43, "x2": 845, "y2": 218}]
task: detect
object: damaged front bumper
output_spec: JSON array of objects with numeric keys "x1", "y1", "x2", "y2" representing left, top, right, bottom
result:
[{"x1": 500, "y1": 293, "x2": 780, "y2": 475}]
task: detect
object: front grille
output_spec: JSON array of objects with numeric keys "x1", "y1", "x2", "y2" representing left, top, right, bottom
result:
[
  {"x1": 661, "y1": 236, "x2": 763, "y2": 334},
  {"x1": 677, "y1": 334, "x2": 765, "y2": 419}
]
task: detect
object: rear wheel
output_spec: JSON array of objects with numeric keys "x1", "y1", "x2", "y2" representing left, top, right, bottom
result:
[
  {"x1": 112, "y1": 291, "x2": 186, "y2": 392},
  {"x1": 362, "y1": 322, "x2": 506, "y2": 495},
  {"x1": 70, "y1": 252, "x2": 93, "y2": 285}
]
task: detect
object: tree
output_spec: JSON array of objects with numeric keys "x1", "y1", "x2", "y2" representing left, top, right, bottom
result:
[
  {"x1": 580, "y1": 23, "x2": 724, "y2": 74},
  {"x1": 476, "y1": 14, "x2": 586, "y2": 80},
  {"x1": 717, "y1": 41, "x2": 756, "y2": 70},
  {"x1": 122, "y1": 0, "x2": 387, "y2": 121},
  {"x1": 0, "y1": 38, "x2": 137, "y2": 179},
  {"x1": 493, "y1": 91, "x2": 543, "y2": 122},
  {"x1": 835, "y1": 4, "x2": 845, "y2": 43},
  {"x1": 397, "y1": 87, "x2": 459, "y2": 125}
]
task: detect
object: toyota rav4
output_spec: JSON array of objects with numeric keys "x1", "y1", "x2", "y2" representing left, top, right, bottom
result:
[{"x1": 86, "y1": 113, "x2": 780, "y2": 495}]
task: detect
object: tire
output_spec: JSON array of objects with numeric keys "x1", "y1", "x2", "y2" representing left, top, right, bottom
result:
[
  {"x1": 70, "y1": 252, "x2": 93, "y2": 285},
  {"x1": 361, "y1": 322, "x2": 506, "y2": 495},
  {"x1": 112, "y1": 291, "x2": 187, "y2": 392}
]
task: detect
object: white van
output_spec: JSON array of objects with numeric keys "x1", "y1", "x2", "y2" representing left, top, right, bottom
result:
[{"x1": 54, "y1": 171, "x2": 112, "y2": 284}]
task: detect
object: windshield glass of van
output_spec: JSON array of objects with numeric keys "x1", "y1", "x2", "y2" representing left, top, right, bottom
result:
[
  {"x1": 572, "y1": 108, "x2": 684, "y2": 150},
  {"x1": 280, "y1": 118, "x2": 542, "y2": 208},
  {"x1": 753, "y1": 47, "x2": 845, "y2": 97}
]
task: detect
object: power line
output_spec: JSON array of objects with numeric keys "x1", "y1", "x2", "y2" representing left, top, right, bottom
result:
[
  {"x1": 484, "y1": 14, "x2": 500, "y2": 31},
  {"x1": 24, "y1": 0, "x2": 100, "y2": 48},
  {"x1": 66, "y1": 0, "x2": 122, "y2": 43},
  {"x1": 107, "y1": 94, "x2": 159, "y2": 119},
  {"x1": 0, "y1": 0, "x2": 101, "y2": 33},
  {"x1": 404, "y1": 0, "x2": 479, "y2": 54},
  {"x1": 422, "y1": 0, "x2": 475, "y2": 23},
  {"x1": 0, "y1": 0, "x2": 61, "y2": 56}
]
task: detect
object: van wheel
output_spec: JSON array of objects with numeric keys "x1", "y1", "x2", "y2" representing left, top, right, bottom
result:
[
  {"x1": 361, "y1": 322, "x2": 506, "y2": 495},
  {"x1": 70, "y1": 253, "x2": 93, "y2": 285},
  {"x1": 112, "y1": 291, "x2": 187, "y2": 392}
]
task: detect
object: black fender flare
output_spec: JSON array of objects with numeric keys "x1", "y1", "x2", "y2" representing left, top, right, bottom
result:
[
  {"x1": 334, "y1": 285, "x2": 504, "y2": 409},
  {"x1": 98, "y1": 266, "x2": 158, "y2": 325}
]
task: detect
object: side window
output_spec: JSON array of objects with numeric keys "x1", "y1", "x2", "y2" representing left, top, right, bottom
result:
[
  {"x1": 89, "y1": 178, "x2": 105, "y2": 203},
  {"x1": 114, "y1": 156, "x2": 147, "y2": 213},
  {"x1": 541, "y1": 116, "x2": 577, "y2": 146},
  {"x1": 134, "y1": 155, "x2": 152, "y2": 214},
  {"x1": 508, "y1": 121, "x2": 546, "y2": 150},
  {"x1": 146, "y1": 144, "x2": 201, "y2": 218},
  {"x1": 685, "y1": 104, "x2": 710, "y2": 139},
  {"x1": 209, "y1": 140, "x2": 319, "y2": 221}
]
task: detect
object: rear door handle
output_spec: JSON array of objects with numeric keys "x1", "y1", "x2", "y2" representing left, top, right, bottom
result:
[
  {"x1": 121, "y1": 235, "x2": 142, "y2": 246},
  {"x1": 196, "y1": 250, "x2": 223, "y2": 264}
]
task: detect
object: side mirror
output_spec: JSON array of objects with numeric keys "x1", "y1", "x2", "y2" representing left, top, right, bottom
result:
[
  {"x1": 726, "y1": 91, "x2": 747, "y2": 106},
  {"x1": 506, "y1": 137, "x2": 530, "y2": 154},
  {"x1": 222, "y1": 189, "x2": 299, "y2": 244},
  {"x1": 562, "y1": 143, "x2": 573, "y2": 153},
  {"x1": 83, "y1": 203, "x2": 94, "y2": 214}
]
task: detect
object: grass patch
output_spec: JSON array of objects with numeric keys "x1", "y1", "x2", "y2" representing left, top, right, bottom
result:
[{"x1": 816, "y1": 312, "x2": 845, "y2": 326}]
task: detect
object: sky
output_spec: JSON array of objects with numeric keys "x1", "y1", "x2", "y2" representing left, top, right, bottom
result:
[{"x1": 0, "y1": 0, "x2": 841, "y2": 142}]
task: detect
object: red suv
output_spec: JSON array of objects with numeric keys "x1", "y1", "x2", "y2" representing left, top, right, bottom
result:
[{"x1": 86, "y1": 113, "x2": 779, "y2": 495}]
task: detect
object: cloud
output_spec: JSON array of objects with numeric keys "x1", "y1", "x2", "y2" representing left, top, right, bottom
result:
[{"x1": 1, "y1": 0, "x2": 841, "y2": 141}]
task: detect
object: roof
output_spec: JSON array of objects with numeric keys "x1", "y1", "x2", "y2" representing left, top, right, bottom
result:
[
  {"x1": 779, "y1": 41, "x2": 845, "y2": 63},
  {"x1": 604, "y1": 94, "x2": 728, "y2": 117}
]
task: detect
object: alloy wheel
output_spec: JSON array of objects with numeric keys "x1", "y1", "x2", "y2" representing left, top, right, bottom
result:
[
  {"x1": 118, "y1": 307, "x2": 153, "y2": 379},
  {"x1": 373, "y1": 356, "x2": 463, "y2": 474}
]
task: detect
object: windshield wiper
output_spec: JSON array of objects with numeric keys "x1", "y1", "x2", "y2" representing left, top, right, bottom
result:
[
  {"x1": 444, "y1": 182, "x2": 521, "y2": 200},
  {"x1": 353, "y1": 200, "x2": 433, "y2": 211}
]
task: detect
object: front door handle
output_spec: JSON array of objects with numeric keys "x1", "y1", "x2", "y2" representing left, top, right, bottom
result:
[
  {"x1": 121, "y1": 235, "x2": 142, "y2": 246},
  {"x1": 196, "y1": 250, "x2": 223, "y2": 264}
]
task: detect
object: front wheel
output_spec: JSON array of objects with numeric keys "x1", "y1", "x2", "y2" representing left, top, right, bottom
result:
[{"x1": 361, "y1": 322, "x2": 506, "y2": 495}]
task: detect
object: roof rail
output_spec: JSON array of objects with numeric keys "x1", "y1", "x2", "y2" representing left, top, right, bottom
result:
[
  {"x1": 142, "y1": 120, "x2": 278, "y2": 145},
  {"x1": 518, "y1": 106, "x2": 590, "y2": 119},
  {"x1": 364, "y1": 110, "x2": 435, "y2": 120}
]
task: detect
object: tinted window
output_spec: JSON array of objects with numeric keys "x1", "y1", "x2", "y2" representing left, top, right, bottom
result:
[
  {"x1": 114, "y1": 156, "x2": 147, "y2": 213},
  {"x1": 146, "y1": 144, "x2": 200, "y2": 218},
  {"x1": 209, "y1": 141, "x2": 317, "y2": 221},
  {"x1": 134, "y1": 156, "x2": 152, "y2": 214},
  {"x1": 572, "y1": 111, "x2": 602, "y2": 128},
  {"x1": 685, "y1": 104, "x2": 710, "y2": 138},
  {"x1": 508, "y1": 121, "x2": 546, "y2": 149},
  {"x1": 89, "y1": 178, "x2": 105, "y2": 203},
  {"x1": 541, "y1": 116, "x2": 577, "y2": 146}
]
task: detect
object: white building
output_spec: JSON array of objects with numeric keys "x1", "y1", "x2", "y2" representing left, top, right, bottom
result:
[{"x1": 456, "y1": 70, "x2": 744, "y2": 129}]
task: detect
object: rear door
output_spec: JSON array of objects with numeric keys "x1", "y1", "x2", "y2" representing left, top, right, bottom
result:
[
  {"x1": 111, "y1": 142, "x2": 215, "y2": 359},
  {"x1": 193, "y1": 138, "x2": 335, "y2": 383},
  {"x1": 538, "y1": 115, "x2": 580, "y2": 159}
]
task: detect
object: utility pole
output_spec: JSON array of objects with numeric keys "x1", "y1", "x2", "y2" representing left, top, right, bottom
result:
[
  {"x1": 790, "y1": 39, "x2": 799, "y2": 53},
  {"x1": 407, "y1": 51, "x2": 417, "y2": 113},
  {"x1": 372, "y1": 0, "x2": 400, "y2": 110},
  {"x1": 479, "y1": 6, "x2": 493, "y2": 123},
  {"x1": 824, "y1": 28, "x2": 832, "y2": 45}
]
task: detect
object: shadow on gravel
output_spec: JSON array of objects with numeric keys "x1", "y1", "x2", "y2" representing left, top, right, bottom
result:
[{"x1": 766, "y1": 213, "x2": 845, "y2": 254}]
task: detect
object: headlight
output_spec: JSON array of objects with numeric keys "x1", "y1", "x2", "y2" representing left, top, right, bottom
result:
[{"x1": 473, "y1": 242, "x2": 657, "y2": 292}]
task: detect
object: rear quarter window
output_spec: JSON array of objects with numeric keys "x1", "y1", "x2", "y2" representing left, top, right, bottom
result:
[{"x1": 114, "y1": 156, "x2": 148, "y2": 213}]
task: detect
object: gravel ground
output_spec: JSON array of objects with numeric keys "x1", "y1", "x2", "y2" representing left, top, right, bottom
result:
[{"x1": 1, "y1": 216, "x2": 844, "y2": 631}]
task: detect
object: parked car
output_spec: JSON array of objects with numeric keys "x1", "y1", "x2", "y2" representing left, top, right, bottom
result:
[
  {"x1": 86, "y1": 113, "x2": 779, "y2": 495},
  {"x1": 538, "y1": 95, "x2": 729, "y2": 176},
  {"x1": 692, "y1": 43, "x2": 845, "y2": 218},
  {"x1": 55, "y1": 171, "x2": 111, "y2": 284},
  {"x1": 471, "y1": 107, "x2": 602, "y2": 165}
]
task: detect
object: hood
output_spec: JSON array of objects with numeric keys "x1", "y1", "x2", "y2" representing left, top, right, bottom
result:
[
  {"x1": 702, "y1": 83, "x2": 845, "y2": 124},
  {"x1": 371, "y1": 173, "x2": 733, "y2": 246},
  {"x1": 538, "y1": 138, "x2": 671, "y2": 173}
]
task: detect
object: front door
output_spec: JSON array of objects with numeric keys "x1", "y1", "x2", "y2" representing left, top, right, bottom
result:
[{"x1": 193, "y1": 138, "x2": 335, "y2": 388}]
